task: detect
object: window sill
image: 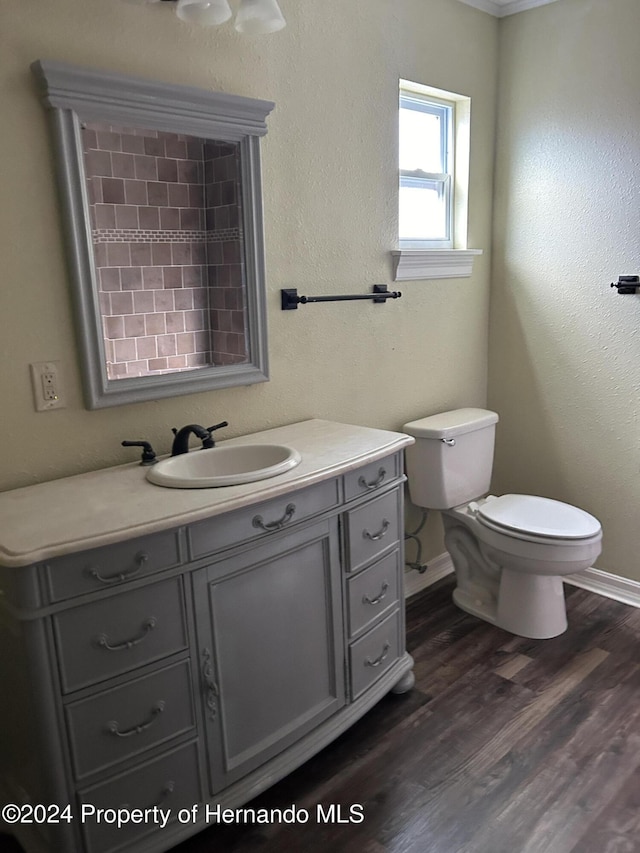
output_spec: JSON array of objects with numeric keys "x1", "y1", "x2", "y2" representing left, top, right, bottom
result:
[{"x1": 391, "y1": 248, "x2": 483, "y2": 281}]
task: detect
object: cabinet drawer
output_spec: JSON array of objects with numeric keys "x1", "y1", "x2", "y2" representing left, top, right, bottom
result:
[
  {"x1": 45, "y1": 530, "x2": 182, "y2": 602},
  {"x1": 349, "y1": 609, "x2": 401, "y2": 699},
  {"x1": 66, "y1": 660, "x2": 195, "y2": 780},
  {"x1": 54, "y1": 577, "x2": 188, "y2": 693},
  {"x1": 189, "y1": 478, "x2": 339, "y2": 559},
  {"x1": 347, "y1": 550, "x2": 400, "y2": 639},
  {"x1": 343, "y1": 454, "x2": 401, "y2": 501},
  {"x1": 78, "y1": 740, "x2": 201, "y2": 853},
  {"x1": 345, "y1": 488, "x2": 401, "y2": 573}
]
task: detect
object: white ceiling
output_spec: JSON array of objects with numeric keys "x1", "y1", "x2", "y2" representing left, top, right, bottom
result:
[{"x1": 457, "y1": 0, "x2": 560, "y2": 17}]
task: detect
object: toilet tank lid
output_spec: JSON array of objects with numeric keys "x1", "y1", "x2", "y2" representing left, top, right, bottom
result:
[{"x1": 403, "y1": 408, "x2": 499, "y2": 440}]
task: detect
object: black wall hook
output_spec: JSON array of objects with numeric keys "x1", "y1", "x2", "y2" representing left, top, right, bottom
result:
[{"x1": 281, "y1": 284, "x2": 402, "y2": 310}]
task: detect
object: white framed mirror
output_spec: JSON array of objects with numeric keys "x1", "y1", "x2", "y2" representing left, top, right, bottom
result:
[{"x1": 32, "y1": 60, "x2": 274, "y2": 409}]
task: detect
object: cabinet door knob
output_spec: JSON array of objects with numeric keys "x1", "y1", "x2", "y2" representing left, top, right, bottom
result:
[{"x1": 202, "y1": 647, "x2": 219, "y2": 720}]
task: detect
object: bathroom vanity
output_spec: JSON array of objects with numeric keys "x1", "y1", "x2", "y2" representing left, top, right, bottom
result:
[{"x1": 0, "y1": 420, "x2": 414, "y2": 853}]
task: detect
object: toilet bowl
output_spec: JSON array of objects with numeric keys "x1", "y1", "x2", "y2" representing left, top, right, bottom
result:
[
  {"x1": 402, "y1": 409, "x2": 603, "y2": 639},
  {"x1": 442, "y1": 494, "x2": 602, "y2": 638}
]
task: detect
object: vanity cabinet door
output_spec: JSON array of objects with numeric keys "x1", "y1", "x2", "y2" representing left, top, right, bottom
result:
[{"x1": 193, "y1": 517, "x2": 345, "y2": 793}]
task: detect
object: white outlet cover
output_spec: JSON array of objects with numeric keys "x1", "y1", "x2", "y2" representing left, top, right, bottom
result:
[{"x1": 30, "y1": 361, "x2": 66, "y2": 411}]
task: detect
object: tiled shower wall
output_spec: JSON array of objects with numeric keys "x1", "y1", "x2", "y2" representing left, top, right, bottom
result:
[
  {"x1": 82, "y1": 123, "x2": 247, "y2": 380},
  {"x1": 205, "y1": 142, "x2": 248, "y2": 367}
]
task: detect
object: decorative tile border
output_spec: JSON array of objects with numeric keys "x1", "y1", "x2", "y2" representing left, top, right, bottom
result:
[{"x1": 93, "y1": 228, "x2": 242, "y2": 244}]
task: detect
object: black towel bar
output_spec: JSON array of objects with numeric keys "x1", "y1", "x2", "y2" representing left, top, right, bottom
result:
[{"x1": 281, "y1": 285, "x2": 402, "y2": 310}]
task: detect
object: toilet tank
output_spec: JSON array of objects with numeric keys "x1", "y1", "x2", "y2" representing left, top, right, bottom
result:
[{"x1": 402, "y1": 408, "x2": 499, "y2": 509}]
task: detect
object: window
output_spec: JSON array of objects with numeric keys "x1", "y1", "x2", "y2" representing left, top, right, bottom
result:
[
  {"x1": 399, "y1": 85, "x2": 454, "y2": 249},
  {"x1": 393, "y1": 81, "x2": 481, "y2": 281}
]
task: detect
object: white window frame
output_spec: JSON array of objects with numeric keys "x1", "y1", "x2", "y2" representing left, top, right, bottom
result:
[
  {"x1": 393, "y1": 80, "x2": 482, "y2": 281},
  {"x1": 399, "y1": 92, "x2": 454, "y2": 250}
]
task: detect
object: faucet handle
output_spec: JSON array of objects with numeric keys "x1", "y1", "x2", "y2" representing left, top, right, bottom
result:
[
  {"x1": 202, "y1": 421, "x2": 228, "y2": 449},
  {"x1": 121, "y1": 440, "x2": 157, "y2": 466}
]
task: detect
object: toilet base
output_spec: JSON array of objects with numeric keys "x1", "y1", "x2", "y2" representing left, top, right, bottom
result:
[
  {"x1": 452, "y1": 571, "x2": 568, "y2": 639},
  {"x1": 496, "y1": 569, "x2": 567, "y2": 639},
  {"x1": 452, "y1": 585, "x2": 498, "y2": 626}
]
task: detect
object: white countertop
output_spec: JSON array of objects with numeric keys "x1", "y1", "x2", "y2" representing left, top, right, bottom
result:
[{"x1": 0, "y1": 420, "x2": 413, "y2": 568}]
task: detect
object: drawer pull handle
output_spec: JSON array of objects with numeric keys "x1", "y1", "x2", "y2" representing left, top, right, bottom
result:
[
  {"x1": 363, "y1": 519, "x2": 390, "y2": 541},
  {"x1": 358, "y1": 467, "x2": 386, "y2": 490},
  {"x1": 106, "y1": 700, "x2": 166, "y2": 737},
  {"x1": 121, "y1": 780, "x2": 175, "y2": 811},
  {"x1": 363, "y1": 581, "x2": 389, "y2": 606},
  {"x1": 87, "y1": 552, "x2": 149, "y2": 585},
  {"x1": 95, "y1": 617, "x2": 157, "y2": 651},
  {"x1": 252, "y1": 503, "x2": 296, "y2": 532},
  {"x1": 365, "y1": 642, "x2": 390, "y2": 668}
]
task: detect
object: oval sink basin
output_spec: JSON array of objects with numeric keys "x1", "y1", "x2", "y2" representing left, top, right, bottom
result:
[{"x1": 146, "y1": 444, "x2": 302, "y2": 489}]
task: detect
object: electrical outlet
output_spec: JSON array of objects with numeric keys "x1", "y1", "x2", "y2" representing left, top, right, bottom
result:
[{"x1": 30, "y1": 361, "x2": 66, "y2": 411}]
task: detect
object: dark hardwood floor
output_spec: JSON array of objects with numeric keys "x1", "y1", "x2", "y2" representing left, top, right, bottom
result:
[
  {"x1": 177, "y1": 577, "x2": 640, "y2": 853},
  {"x1": 4, "y1": 576, "x2": 640, "y2": 853}
]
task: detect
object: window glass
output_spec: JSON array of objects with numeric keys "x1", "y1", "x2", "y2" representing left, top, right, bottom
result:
[
  {"x1": 399, "y1": 99, "x2": 445, "y2": 174},
  {"x1": 399, "y1": 182, "x2": 448, "y2": 242},
  {"x1": 399, "y1": 86, "x2": 453, "y2": 249}
]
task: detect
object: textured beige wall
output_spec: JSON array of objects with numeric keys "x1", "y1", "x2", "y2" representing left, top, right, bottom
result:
[
  {"x1": 1, "y1": 0, "x2": 497, "y2": 567},
  {"x1": 490, "y1": 0, "x2": 640, "y2": 579}
]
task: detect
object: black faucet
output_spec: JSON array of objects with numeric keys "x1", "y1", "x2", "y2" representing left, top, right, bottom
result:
[
  {"x1": 170, "y1": 421, "x2": 228, "y2": 456},
  {"x1": 121, "y1": 440, "x2": 158, "y2": 466}
]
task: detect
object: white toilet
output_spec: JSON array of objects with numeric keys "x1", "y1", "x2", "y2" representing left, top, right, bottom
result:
[{"x1": 402, "y1": 408, "x2": 602, "y2": 639}]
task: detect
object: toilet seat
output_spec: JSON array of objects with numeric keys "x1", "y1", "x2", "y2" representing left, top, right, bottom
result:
[{"x1": 477, "y1": 494, "x2": 601, "y2": 542}]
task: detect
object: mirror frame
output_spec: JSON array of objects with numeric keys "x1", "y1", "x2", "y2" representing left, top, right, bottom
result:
[{"x1": 32, "y1": 59, "x2": 274, "y2": 409}]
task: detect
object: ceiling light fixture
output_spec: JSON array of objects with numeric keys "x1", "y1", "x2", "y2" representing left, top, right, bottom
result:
[{"x1": 122, "y1": 0, "x2": 286, "y2": 34}]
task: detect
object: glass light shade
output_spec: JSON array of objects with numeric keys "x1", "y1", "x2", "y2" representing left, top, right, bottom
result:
[
  {"x1": 176, "y1": 0, "x2": 232, "y2": 25},
  {"x1": 234, "y1": 0, "x2": 286, "y2": 34}
]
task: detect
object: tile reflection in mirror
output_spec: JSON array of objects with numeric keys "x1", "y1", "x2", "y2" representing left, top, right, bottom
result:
[{"x1": 82, "y1": 122, "x2": 248, "y2": 380}]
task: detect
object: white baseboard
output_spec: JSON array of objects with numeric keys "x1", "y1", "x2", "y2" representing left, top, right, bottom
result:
[
  {"x1": 565, "y1": 566, "x2": 640, "y2": 609},
  {"x1": 405, "y1": 553, "x2": 640, "y2": 610}
]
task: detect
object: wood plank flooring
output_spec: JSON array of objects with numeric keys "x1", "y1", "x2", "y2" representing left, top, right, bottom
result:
[
  {"x1": 176, "y1": 577, "x2": 640, "y2": 853},
  {"x1": 4, "y1": 577, "x2": 640, "y2": 853}
]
